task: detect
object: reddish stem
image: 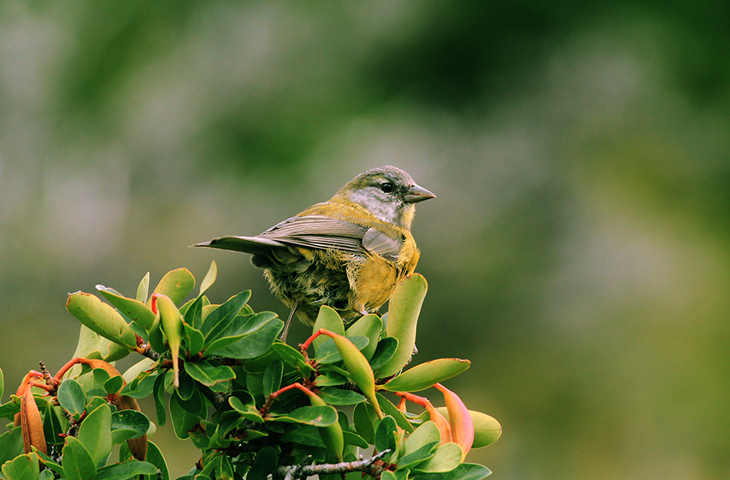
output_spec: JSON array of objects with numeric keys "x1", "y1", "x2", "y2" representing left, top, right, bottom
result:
[
  {"x1": 260, "y1": 382, "x2": 317, "y2": 416},
  {"x1": 53, "y1": 357, "x2": 84, "y2": 383},
  {"x1": 29, "y1": 381, "x2": 53, "y2": 393}
]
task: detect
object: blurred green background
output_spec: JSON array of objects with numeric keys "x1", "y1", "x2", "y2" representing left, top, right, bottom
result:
[{"x1": 2, "y1": 1, "x2": 730, "y2": 478}]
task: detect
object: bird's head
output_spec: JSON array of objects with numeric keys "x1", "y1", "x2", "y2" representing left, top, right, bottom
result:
[{"x1": 333, "y1": 166, "x2": 435, "y2": 229}]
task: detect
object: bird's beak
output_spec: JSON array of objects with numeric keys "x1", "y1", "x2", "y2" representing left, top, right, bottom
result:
[{"x1": 403, "y1": 184, "x2": 436, "y2": 203}]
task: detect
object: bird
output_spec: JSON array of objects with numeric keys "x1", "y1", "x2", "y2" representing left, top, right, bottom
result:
[{"x1": 194, "y1": 165, "x2": 435, "y2": 341}]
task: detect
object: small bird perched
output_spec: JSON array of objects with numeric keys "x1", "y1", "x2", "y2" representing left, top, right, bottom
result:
[{"x1": 195, "y1": 166, "x2": 435, "y2": 341}]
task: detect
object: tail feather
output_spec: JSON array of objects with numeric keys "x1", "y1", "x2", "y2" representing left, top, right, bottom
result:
[{"x1": 193, "y1": 236, "x2": 286, "y2": 255}]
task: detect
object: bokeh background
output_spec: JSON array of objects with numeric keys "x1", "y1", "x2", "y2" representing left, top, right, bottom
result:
[{"x1": 2, "y1": 1, "x2": 730, "y2": 478}]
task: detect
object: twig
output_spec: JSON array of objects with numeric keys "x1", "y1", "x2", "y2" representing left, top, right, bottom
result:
[{"x1": 277, "y1": 449, "x2": 391, "y2": 479}]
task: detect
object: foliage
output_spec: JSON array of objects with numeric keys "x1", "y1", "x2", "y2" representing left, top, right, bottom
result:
[{"x1": 0, "y1": 263, "x2": 501, "y2": 479}]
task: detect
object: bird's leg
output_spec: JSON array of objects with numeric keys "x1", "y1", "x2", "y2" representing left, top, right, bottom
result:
[{"x1": 280, "y1": 302, "x2": 299, "y2": 343}]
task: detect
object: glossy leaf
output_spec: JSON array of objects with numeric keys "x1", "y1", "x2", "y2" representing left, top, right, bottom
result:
[
  {"x1": 327, "y1": 332, "x2": 381, "y2": 418},
  {"x1": 369, "y1": 337, "x2": 399, "y2": 372},
  {"x1": 199, "y1": 261, "x2": 217, "y2": 296},
  {"x1": 405, "y1": 421, "x2": 441, "y2": 454},
  {"x1": 312, "y1": 306, "x2": 345, "y2": 353},
  {"x1": 247, "y1": 446, "x2": 277, "y2": 480},
  {"x1": 395, "y1": 440, "x2": 439, "y2": 470},
  {"x1": 1, "y1": 453, "x2": 40, "y2": 480},
  {"x1": 43, "y1": 404, "x2": 66, "y2": 447},
  {"x1": 77, "y1": 404, "x2": 112, "y2": 466},
  {"x1": 262, "y1": 361, "x2": 283, "y2": 398},
  {"x1": 92, "y1": 460, "x2": 158, "y2": 480},
  {"x1": 169, "y1": 392, "x2": 204, "y2": 439},
  {"x1": 436, "y1": 408, "x2": 502, "y2": 449},
  {"x1": 200, "y1": 291, "x2": 251, "y2": 340},
  {"x1": 66, "y1": 292, "x2": 137, "y2": 349},
  {"x1": 315, "y1": 336, "x2": 369, "y2": 364},
  {"x1": 156, "y1": 294, "x2": 185, "y2": 387},
  {"x1": 317, "y1": 387, "x2": 366, "y2": 406},
  {"x1": 150, "y1": 268, "x2": 195, "y2": 306},
  {"x1": 97, "y1": 285, "x2": 156, "y2": 330},
  {"x1": 153, "y1": 373, "x2": 167, "y2": 427},
  {"x1": 228, "y1": 396, "x2": 264, "y2": 423},
  {"x1": 203, "y1": 312, "x2": 282, "y2": 358},
  {"x1": 342, "y1": 430, "x2": 368, "y2": 448},
  {"x1": 345, "y1": 314, "x2": 382, "y2": 360},
  {"x1": 416, "y1": 463, "x2": 492, "y2": 480},
  {"x1": 412, "y1": 442, "x2": 463, "y2": 473},
  {"x1": 57, "y1": 379, "x2": 86, "y2": 420},
  {"x1": 374, "y1": 416, "x2": 398, "y2": 456},
  {"x1": 120, "y1": 440, "x2": 170, "y2": 480},
  {"x1": 136, "y1": 272, "x2": 150, "y2": 303},
  {"x1": 271, "y1": 342, "x2": 314, "y2": 373},
  {"x1": 267, "y1": 405, "x2": 338, "y2": 426},
  {"x1": 62, "y1": 437, "x2": 97, "y2": 480},
  {"x1": 380, "y1": 358, "x2": 471, "y2": 392},
  {"x1": 183, "y1": 323, "x2": 205, "y2": 357},
  {"x1": 111, "y1": 409, "x2": 150, "y2": 444},
  {"x1": 353, "y1": 401, "x2": 378, "y2": 444},
  {"x1": 375, "y1": 274, "x2": 428, "y2": 378},
  {"x1": 183, "y1": 360, "x2": 235, "y2": 386},
  {"x1": 376, "y1": 393, "x2": 414, "y2": 433},
  {"x1": 0, "y1": 427, "x2": 23, "y2": 463}
]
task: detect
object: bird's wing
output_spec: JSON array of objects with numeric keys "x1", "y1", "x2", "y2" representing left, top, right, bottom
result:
[
  {"x1": 195, "y1": 215, "x2": 402, "y2": 260},
  {"x1": 194, "y1": 236, "x2": 287, "y2": 255},
  {"x1": 259, "y1": 215, "x2": 369, "y2": 254}
]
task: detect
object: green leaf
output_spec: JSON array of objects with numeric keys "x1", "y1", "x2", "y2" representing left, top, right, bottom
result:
[
  {"x1": 353, "y1": 401, "x2": 378, "y2": 444},
  {"x1": 169, "y1": 392, "x2": 204, "y2": 439},
  {"x1": 376, "y1": 393, "x2": 414, "y2": 433},
  {"x1": 150, "y1": 268, "x2": 195, "y2": 306},
  {"x1": 66, "y1": 291, "x2": 137, "y2": 349},
  {"x1": 136, "y1": 272, "x2": 150, "y2": 303},
  {"x1": 345, "y1": 314, "x2": 382, "y2": 360},
  {"x1": 62, "y1": 437, "x2": 97, "y2": 480},
  {"x1": 380, "y1": 358, "x2": 471, "y2": 392},
  {"x1": 57, "y1": 379, "x2": 86, "y2": 420},
  {"x1": 39, "y1": 469, "x2": 54, "y2": 480},
  {"x1": 315, "y1": 336, "x2": 369, "y2": 364},
  {"x1": 77, "y1": 404, "x2": 112, "y2": 467},
  {"x1": 200, "y1": 291, "x2": 251, "y2": 340},
  {"x1": 395, "y1": 440, "x2": 439, "y2": 470},
  {"x1": 375, "y1": 416, "x2": 398, "y2": 455},
  {"x1": 412, "y1": 442, "x2": 463, "y2": 473},
  {"x1": 312, "y1": 306, "x2": 345, "y2": 353},
  {"x1": 104, "y1": 375, "x2": 124, "y2": 395},
  {"x1": 267, "y1": 405, "x2": 338, "y2": 426},
  {"x1": 416, "y1": 463, "x2": 492, "y2": 480},
  {"x1": 313, "y1": 372, "x2": 348, "y2": 387},
  {"x1": 271, "y1": 342, "x2": 314, "y2": 373},
  {"x1": 119, "y1": 440, "x2": 169, "y2": 480},
  {"x1": 0, "y1": 426, "x2": 23, "y2": 463},
  {"x1": 1, "y1": 453, "x2": 40, "y2": 480},
  {"x1": 436, "y1": 408, "x2": 502, "y2": 449},
  {"x1": 122, "y1": 358, "x2": 158, "y2": 391},
  {"x1": 0, "y1": 367, "x2": 3, "y2": 399},
  {"x1": 369, "y1": 337, "x2": 399, "y2": 373},
  {"x1": 199, "y1": 261, "x2": 217, "y2": 296},
  {"x1": 375, "y1": 274, "x2": 428, "y2": 378},
  {"x1": 0, "y1": 398, "x2": 21, "y2": 421},
  {"x1": 317, "y1": 387, "x2": 366, "y2": 406},
  {"x1": 247, "y1": 446, "x2": 277, "y2": 480},
  {"x1": 92, "y1": 460, "x2": 158, "y2": 480},
  {"x1": 183, "y1": 323, "x2": 205, "y2": 357},
  {"x1": 228, "y1": 396, "x2": 264, "y2": 423},
  {"x1": 36, "y1": 452, "x2": 64, "y2": 477},
  {"x1": 96, "y1": 285, "x2": 156, "y2": 330},
  {"x1": 342, "y1": 430, "x2": 368, "y2": 448},
  {"x1": 405, "y1": 421, "x2": 441, "y2": 454},
  {"x1": 281, "y1": 425, "x2": 326, "y2": 448},
  {"x1": 111, "y1": 409, "x2": 150, "y2": 444},
  {"x1": 153, "y1": 372, "x2": 167, "y2": 427},
  {"x1": 183, "y1": 360, "x2": 235, "y2": 386},
  {"x1": 204, "y1": 312, "x2": 282, "y2": 359},
  {"x1": 262, "y1": 361, "x2": 283, "y2": 398},
  {"x1": 43, "y1": 403, "x2": 67, "y2": 447},
  {"x1": 183, "y1": 295, "x2": 205, "y2": 330}
]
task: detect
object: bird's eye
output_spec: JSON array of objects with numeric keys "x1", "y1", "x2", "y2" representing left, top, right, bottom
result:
[{"x1": 381, "y1": 182, "x2": 394, "y2": 193}]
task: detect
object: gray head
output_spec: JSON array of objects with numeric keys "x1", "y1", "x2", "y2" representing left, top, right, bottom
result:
[{"x1": 334, "y1": 166, "x2": 435, "y2": 229}]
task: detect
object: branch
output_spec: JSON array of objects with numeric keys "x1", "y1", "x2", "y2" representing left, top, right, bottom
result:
[{"x1": 277, "y1": 450, "x2": 391, "y2": 480}]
